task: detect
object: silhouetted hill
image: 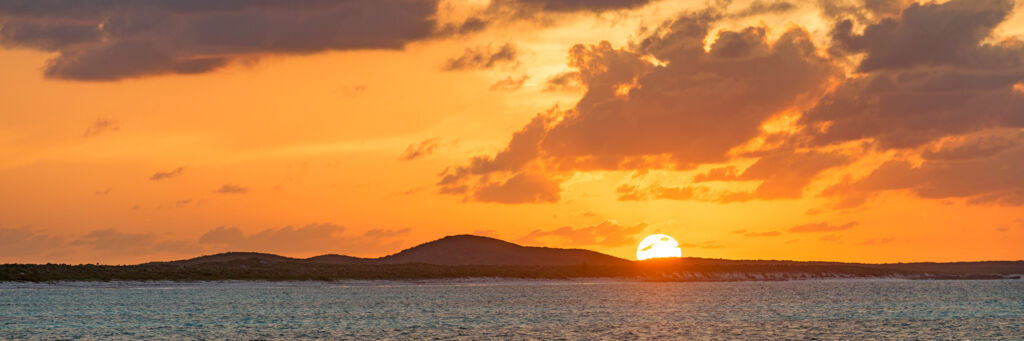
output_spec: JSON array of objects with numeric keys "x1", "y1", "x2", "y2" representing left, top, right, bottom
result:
[
  {"x1": 374, "y1": 235, "x2": 629, "y2": 266},
  {"x1": 305, "y1": 254, "x2": 373, "y2": 264},
  {"x1": 169, "y1": 235, "x2": 629, "y2": 266},
  {"x1": 165, "y1": 252, "x2": 298, "y2": 265},
  {"x1": 3, "y1": 235, "x2": 1022, "y2": 282}
]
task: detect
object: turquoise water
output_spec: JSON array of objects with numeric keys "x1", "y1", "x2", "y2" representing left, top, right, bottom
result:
[{"x1": 1, "y1": 279, "x2": 1022, "y2": 339}]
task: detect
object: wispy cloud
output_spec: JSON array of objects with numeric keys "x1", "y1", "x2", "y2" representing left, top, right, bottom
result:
[
  {"x1": 790, "y1": 222, "x2": 857, "y2": 233},
  {"x1": 82, "y1": 119, "x2": 118, "y2": 137},
  {"x1": 150, "y1": 167, "x2": 185, "y2": 181},
  {"x1": 399, "y1": 138, "x2": 442, "y2": 161},
  {"x1": 518, "y1": 221, "x2": 646, "y2": 247},
  {"x1": 443, "y1": 43, "x2": 519, "y2": 71},
  {"x1": 214, "y1": 184, "x2": 248, "y2": 194}
]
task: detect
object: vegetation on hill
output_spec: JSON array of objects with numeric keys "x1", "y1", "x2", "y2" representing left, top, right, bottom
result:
[{"x1": 2, "y1": 235, "x2": 1021, "y2": 282}]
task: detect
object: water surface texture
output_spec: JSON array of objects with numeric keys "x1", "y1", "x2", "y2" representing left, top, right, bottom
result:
[{"x1": 2, "y1": 279, "x2": 1022, "y2": 339}]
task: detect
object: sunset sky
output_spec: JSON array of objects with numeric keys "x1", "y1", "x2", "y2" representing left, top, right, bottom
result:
[{"x1": 2, "y1": 0, "x2": 1024, "y2": 264}]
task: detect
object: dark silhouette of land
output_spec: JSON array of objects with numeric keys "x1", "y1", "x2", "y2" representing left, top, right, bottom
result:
[{"x1": 1, "y1": 235, "x2": 1021, "y2": 282}]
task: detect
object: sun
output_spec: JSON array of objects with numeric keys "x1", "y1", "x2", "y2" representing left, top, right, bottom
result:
[{"x1": 636, "y1": 234, "x2": 683, "y2": 260}]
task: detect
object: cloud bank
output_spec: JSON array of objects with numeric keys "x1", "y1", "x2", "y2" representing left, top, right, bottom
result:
[{"x1": 440, "y1": 0, "x2": 1024, "y2": 210}]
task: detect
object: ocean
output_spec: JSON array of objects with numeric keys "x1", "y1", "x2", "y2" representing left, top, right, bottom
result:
[{"x1": 2, "y1": 279, "x2": 1022, "y2": 339}]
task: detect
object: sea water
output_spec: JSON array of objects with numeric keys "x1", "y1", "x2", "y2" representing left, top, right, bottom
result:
[{"x1": 1, "y1": 279, "x2": 1022, "y2": 339}]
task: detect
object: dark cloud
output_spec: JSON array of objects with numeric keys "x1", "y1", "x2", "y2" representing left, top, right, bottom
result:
[
  {"x1": 921, "y1": 130, "x2": 1022, "y2": 161},
  {"x1": 490, "y1": 74, "x2": 529, "y2": 91},
  {"x1": 788, "y1": 221, "x2": 857, "y2": 233},
  {"x1": 94, "y1": 188, "x2": 111, "y2": 195},
  {"x1": 794, "y1": 0, "x2": 1024, "y2": 208},
  {"x1": 214, "y1": 184, "x2": 248, "y2": 194},
  {"x1": 438, "y1": 0, "x2": 1024, "y2": 208},
  {"x1": 517, "y1": 221, "x2": 647, "y2": 247},
  {"x1": 538, "y1": 24, "x2": 834, "y2": 170},
  {"x1": 731, "y1": 0, "x2": 796, "y2": 18},
  {"x1": 441, "y1": 10, "x2": 839, "y2": 203},
  {"x1": 199, "y1": 223, "x2": 409, "y2": 255},
  {"x1": 443, "y1": 43, "x2": 519, "y2": 71},
  {"x1": 831, "y1": 0, "x2": 1017, "y2": 72},
  {"x1": 399, "y1": 138, "x2": 441, "y2": 161},
  {"x1": 149, "y1": 167, "x2": 184, "y2": 181},
  {"x1": 0, "y1": 0, "x2": 441, "y2": 80},
  {"x1": 804, "y1": 0, "x2": 1024, "y2": 149},
  {"x1": 543, "y1": 71, "x2": 582, "y2": 92},
  {"x1": 486, "y1": 0, "x2": 653, "y2": 19},
  {"x1": 82, "y1": 118, "x2": 118, "y2": 137}
]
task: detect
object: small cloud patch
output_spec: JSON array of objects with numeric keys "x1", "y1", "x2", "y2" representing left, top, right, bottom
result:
[{"x1": 214, "y1": 184, "x2": 248, "y2": 194}]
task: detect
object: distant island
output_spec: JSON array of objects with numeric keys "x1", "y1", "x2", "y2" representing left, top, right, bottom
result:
[{"x1": 2, "y1": 235, "x2": 1021, "y2": 282}]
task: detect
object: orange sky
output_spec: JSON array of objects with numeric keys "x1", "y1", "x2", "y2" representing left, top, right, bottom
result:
[{"x1": 2, "y1": 0, "x2": 1023, "y2": 264}]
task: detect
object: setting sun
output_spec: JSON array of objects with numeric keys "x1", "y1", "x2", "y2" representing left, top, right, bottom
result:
[{"x1": 636, "y1": 234, "x2": 683, "y2": 260}]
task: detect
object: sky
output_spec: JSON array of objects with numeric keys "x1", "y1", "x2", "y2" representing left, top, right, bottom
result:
[{"x1": 1, "y1": 0, "x2": 1023, "y2": 264}]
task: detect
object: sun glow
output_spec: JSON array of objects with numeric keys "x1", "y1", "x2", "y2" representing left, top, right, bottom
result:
[{"x1": 636, "y1": 234, "x2": 683, "y2": 260}]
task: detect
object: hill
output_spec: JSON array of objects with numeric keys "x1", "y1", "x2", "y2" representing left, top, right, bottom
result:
[
  {"x1": 373, "y1": 235, "x2": 628, "y2": 266},
  {"x1": 2, "y1": 235, "x2": 1021, "y2": 282},
  {"x1": 167, "y1": 235, "x2": 629, "y2": 266}
]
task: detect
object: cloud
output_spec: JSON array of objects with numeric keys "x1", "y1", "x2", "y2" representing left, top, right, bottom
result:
[
  {"x1": 825, "y1": 132, "x2": 1024, "y2": 206},
  {"x1": 0, "y1": 227, "x2": 65, "y2": 258},
  {"x1": 399, "y1": 138, "x2": 441, "y2": 161},
  {"x1": 473, "y1": 172, "x2": 561, "y2": 204},
  {"x1": 199, "y1": 223, "x2": 410, "y2": 255},
  {"x1": 490, "y1": 74, "x2": 529, "y2": 91},
  {"x1": 534, "y1": 24, "x2": 835, "y2": 169},
  {"x1": 730, "y1": 0, "x2": 796, "y2": 18},
  {"x1": 486, "y1": 0, "x2": 654, "y2": 19},
  {"x1": 616, "y1": 184, "x2": 702, "y2": 201},
  {"x1": 1, "y1": 224, "x2": 411, "y2": 263},
  {"x1": 70, "y1": 228, "x2": 157, "y2": 251},
  {"x1": 616, "y1": 148, "x2": 850, "y2": 203},
  {"x1": 94, "y1": 188, "x2": 111, "y2": 195},
  {"x1": 796, "y1": 0, "x2": 1024, "y2": 208},
  {"x1": 437, "y1": 0, "x2": 1024, "y2": 209},
  {"x1": 214, "y1": 184, "x2": 248, "y2": 194},
  {"x1": 920, "y1": 130, "x2": 1023, "y2": 161},
  {"x1": 517, "y1": 221, "x2": 647, "y2": 247},
  {"x1": 82, "y1": 119, "x2": 118, "y2": 137},
  {"x1": 788, "y1": 221, "x2": 857, "y2": 233},
  {"x1": 860, "y1": 237, "x2": 895, "y2": 245},
  {"x1": 69, "y1": 228, "x2": 201, "y2": 256},
  {"x1": 678, "y1": 240, "x2": 725, "y2": 249},
  {"x1": 819, "y1": 235, "x2": 842, "y2": 242},
  {"x1": 803, "y1": 0, "x2": 1024, "y2": 149},
  {"x1": 744, "y1": 230, "x2": 781, "y2": 237},
  {"x1": 0, "y1": 0, "x2": 442, "y2": 80},
  {"x1": 443, "y1": 43, "x2": 519, "y2": 71},
  {"x1": 543, "y1": 71, "x2": 581, "y2": 92},
  {"x1": 440, "y1": 10, "x2": 839, "y2": 203},
  {"x1": 149, "y1": 167, "x2": 184, "y2": 181},
  {"x1": 363, "y1": 227, "x2": 412, "y2": 239}
]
